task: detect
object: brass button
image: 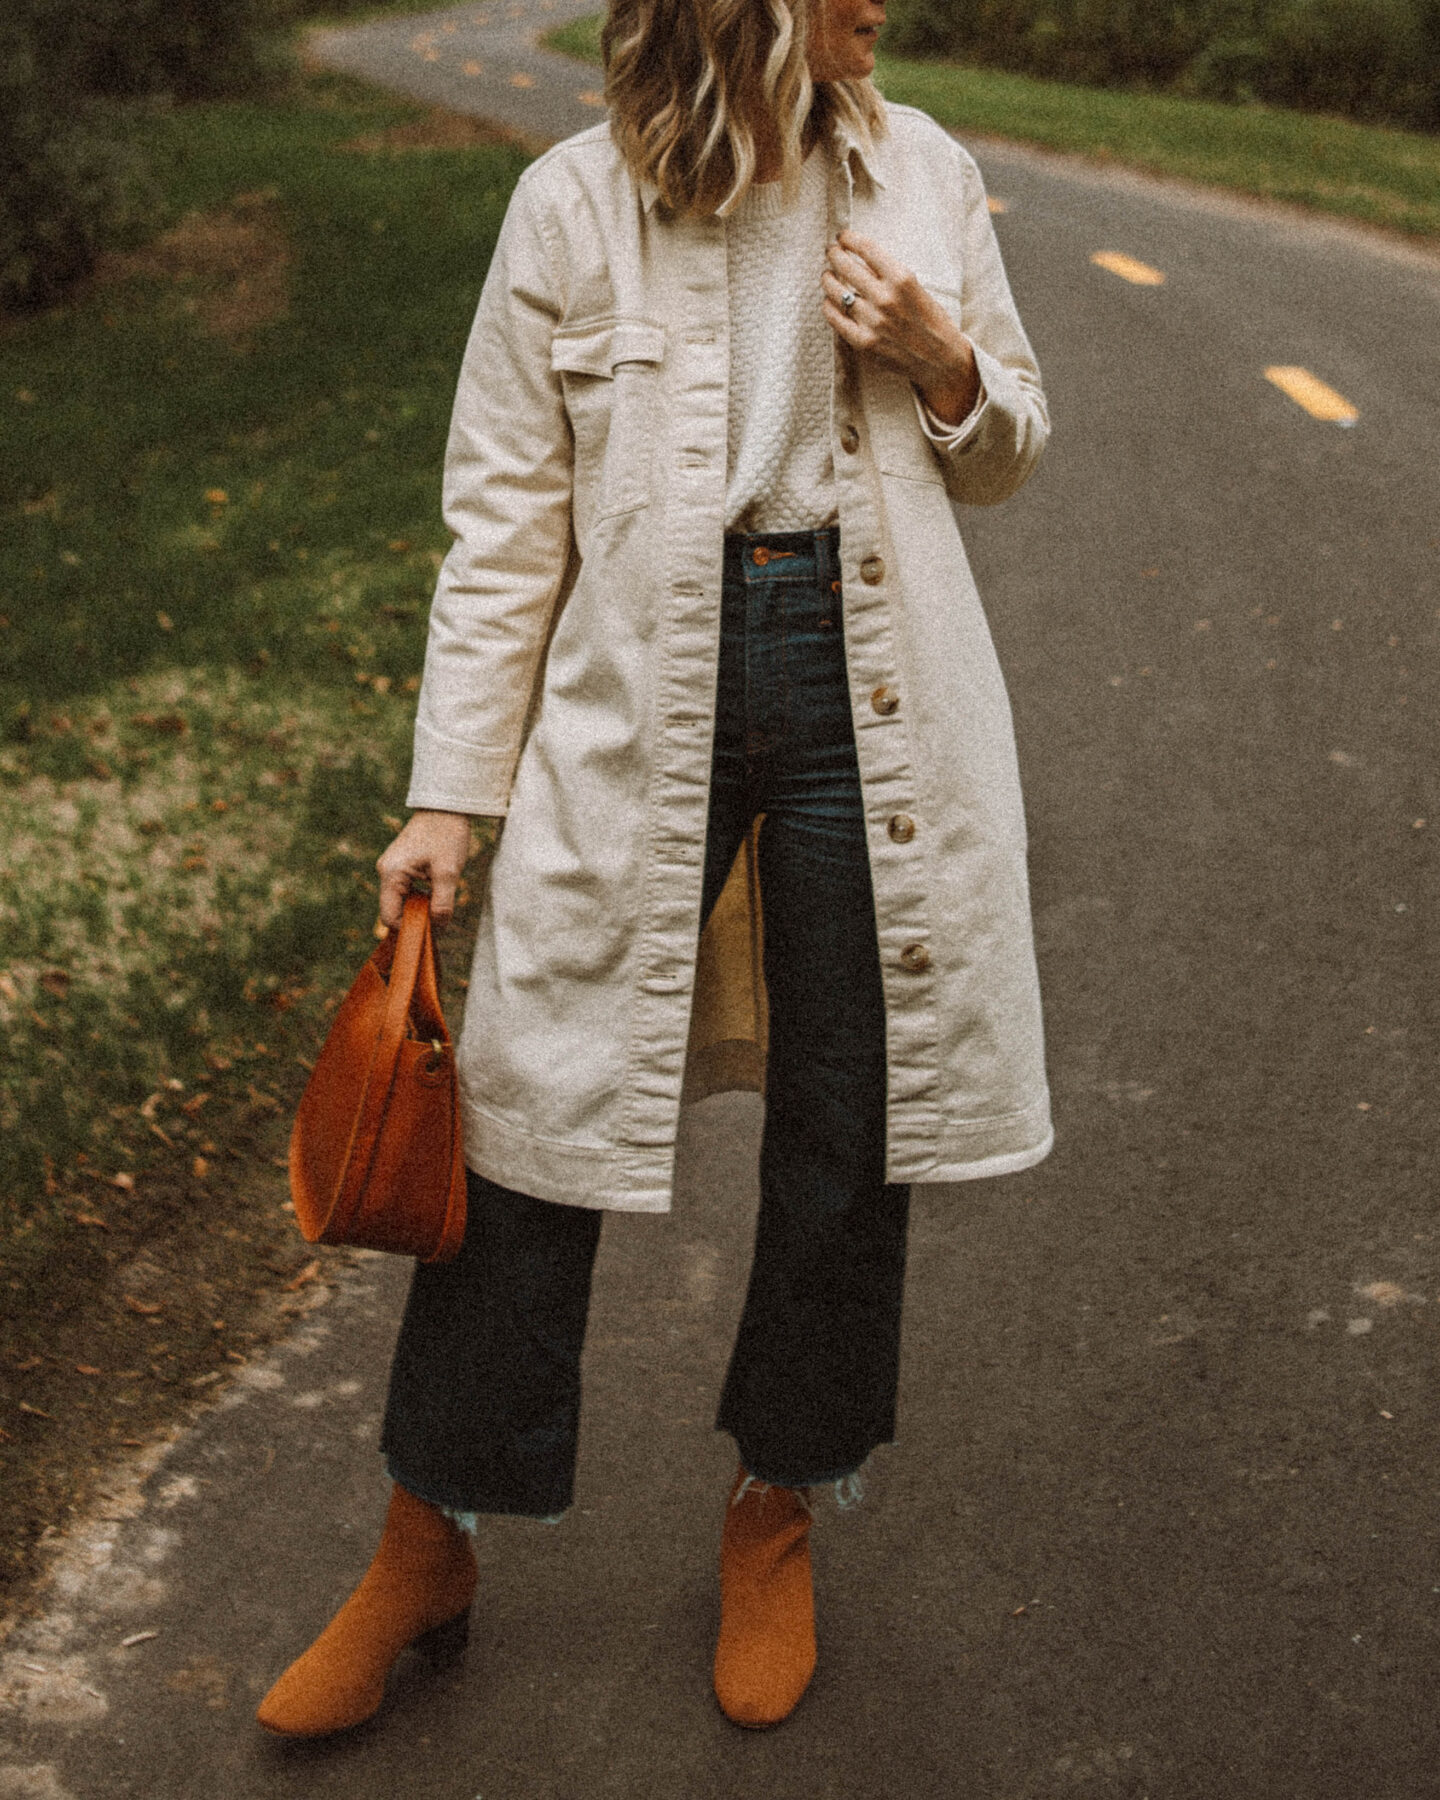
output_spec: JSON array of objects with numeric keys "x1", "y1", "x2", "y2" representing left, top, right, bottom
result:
[
  {"x1": 888, "y1": 813, "x2": 916, "y2": 843},
  {"x1": 839, "y1": 423, "x2": 861, "y2": 454},
  {"x1": 860, "y1": 555, "x2": 884, "y2": 585},
  {"x1": 870, "y1": 684, "x2": 899, "y2": 716},
  {"x1": 753, "y1": 546, "x2": 771, "y2": 566},
  {"x1": 899, "y1": 942, "x2": 931, "y2": 973}
]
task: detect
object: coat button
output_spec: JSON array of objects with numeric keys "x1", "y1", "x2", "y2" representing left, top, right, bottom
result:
[
  {"x1": 860, "y1": 555, "x2": 884, "y2": 585},
  {"x1": 899, "y1": 942, "x2": 931, "y2": 972},
  {"x1": 888, "y1": 813, "x2": 916, "y2": 843},
  {"x1": 839, "y1": 423, "x2": 861, "y2": 454},
  {"x1": 870, "y1": 684, "x2": 899, "y2": 716}
]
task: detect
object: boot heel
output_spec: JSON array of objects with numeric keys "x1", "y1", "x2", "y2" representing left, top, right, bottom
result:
[{"x1": 414, "y1": 1608, "x2": 470, "y2": 1668}]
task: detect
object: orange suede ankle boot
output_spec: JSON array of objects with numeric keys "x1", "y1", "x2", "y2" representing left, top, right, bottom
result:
[
  {"x1": 256, "y1": 1482, "x2": 478, "y2": 1738},
  {"x1": 713, "y1": 1467, "x2": 816, "y2": 1728}
]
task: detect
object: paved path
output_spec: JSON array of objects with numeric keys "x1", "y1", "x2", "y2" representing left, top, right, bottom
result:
[{"x1": 3, "y1": 9, "x2": 1438, "y2": 1797}]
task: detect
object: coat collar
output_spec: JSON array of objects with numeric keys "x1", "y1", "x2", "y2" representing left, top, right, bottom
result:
[{"x1": 637, "y1": 113, "x2": 885, "y2": 214}]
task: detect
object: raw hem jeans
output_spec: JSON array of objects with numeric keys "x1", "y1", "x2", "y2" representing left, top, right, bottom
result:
[{"x1": 380, "y1": 526, "x2": 911, "y2": 1515}]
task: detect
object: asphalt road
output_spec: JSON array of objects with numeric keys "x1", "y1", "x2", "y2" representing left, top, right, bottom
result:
[{"x1": 2, "y1": 6, "x2": 1437, "y2": 1797}]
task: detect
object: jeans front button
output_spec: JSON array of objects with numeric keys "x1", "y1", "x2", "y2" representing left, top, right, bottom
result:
[
  {"x1": 887, "y1": 813, "x2": 916, "y2": 843},
  {"x1": 860, "y1": 555, "x2": 884, "y2": 585},
  {"x1": 899, "y1": 942, "x2": 931, "y2": 973},
  {"x1": 870, "y1": 684, "x2": 899, "y2": 716}
]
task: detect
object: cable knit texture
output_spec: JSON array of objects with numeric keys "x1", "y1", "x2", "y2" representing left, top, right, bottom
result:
[{"x1": 725, "y1": 151, "x2": 837, "y2": 532}]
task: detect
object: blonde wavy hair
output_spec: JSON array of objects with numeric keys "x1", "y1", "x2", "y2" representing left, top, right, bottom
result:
[{"x1": 603, "y1": 0, "x2": 887, "y2": 218}]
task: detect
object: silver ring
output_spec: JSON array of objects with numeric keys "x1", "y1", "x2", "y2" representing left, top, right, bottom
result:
[{"x1": 840, "y1": 289, "x2": 857, "y2": 313}]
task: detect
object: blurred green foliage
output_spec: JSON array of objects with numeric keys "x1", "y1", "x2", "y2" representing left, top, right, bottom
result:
[
  {"x1": 0, "y1": 71, "x2": 523, "y2": 1240},
  {"x1": 883, "y1": 0, "x2": 1440, "y2": 128},
  {"x1": 0, "y1": 0, "x2": 427, "y2": 311}
]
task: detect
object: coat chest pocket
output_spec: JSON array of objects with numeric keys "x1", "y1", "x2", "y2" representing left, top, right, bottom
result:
[{"x1": 551, "y1": 319, "x2": 666, "y2": 520}]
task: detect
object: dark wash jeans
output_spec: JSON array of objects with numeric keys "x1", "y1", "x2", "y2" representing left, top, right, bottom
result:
[{"x1": 381, "y1": 526, "x2": 911, "y2": 1514}]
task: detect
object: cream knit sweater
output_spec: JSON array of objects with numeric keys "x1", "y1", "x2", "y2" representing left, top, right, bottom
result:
[
  {"x1": 724, "y1": 151, "x2": 837, "y2": 533},
  {"x1": 723, "y1": 151, "x2": 982, "y2": 533}
]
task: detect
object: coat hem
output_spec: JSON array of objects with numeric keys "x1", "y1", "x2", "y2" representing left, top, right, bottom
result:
[
  {"x1": 460, "y1": 1094, "x2": 674, "y2": 1213},
  {"x1": 460, "y1": 1089, "x2": 1052, "y2": 1211},
  {"x1": 911, "y1": 1126, "x2": 1053, "y2": 1186}
]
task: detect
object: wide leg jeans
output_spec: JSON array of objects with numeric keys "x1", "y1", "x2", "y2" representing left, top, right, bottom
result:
[{"x1": 380, "y1": 526, "x2": 911, "y2": 1515}]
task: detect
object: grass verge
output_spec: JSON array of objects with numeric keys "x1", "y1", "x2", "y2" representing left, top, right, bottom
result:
[
  {"x1": 0, "y1": 68, "x2": 519, "y2": 1608},
  {"x1": 542, "y1": 15, "x2": 1440, "y2": 243}
]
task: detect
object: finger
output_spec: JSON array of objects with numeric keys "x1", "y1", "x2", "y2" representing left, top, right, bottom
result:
[
  {"x1": 822, "y1": 269, "x2": 878, "y2": 336},
  {"x1": 821, "y1": 293, "x2": 872, "y2": 349},
  {"x1": 837, "y1": 229, "x2": 908, "y2": 284},
  {"x1": 428, "y1": 868, "x2": 459, "y2": 923},
  {"x1": 376, "y1": 863, "x2": 411, "y2": 929},
  {"x1": 825, "y1": 242, "x2": 882, "y2": 300}
]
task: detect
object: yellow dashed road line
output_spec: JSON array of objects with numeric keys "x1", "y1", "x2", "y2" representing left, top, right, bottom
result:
[
  {"x1": 1265, "y1": 366, "x2": 1359, "y2": 426},
  {"x1": 1090, "y1": 250, "x2": 1166, "y2": 287}
]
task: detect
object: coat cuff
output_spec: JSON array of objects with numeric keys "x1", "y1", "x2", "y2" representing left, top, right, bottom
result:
[
  {"x1": 406, "y1": 716, "x2": 515, "y2": 816},
  {"x1": 912, "y1": 373, "x2": 990, "y2": 454}
]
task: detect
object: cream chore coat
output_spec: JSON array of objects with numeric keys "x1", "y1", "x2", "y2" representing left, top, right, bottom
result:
[{"x1": 407, "y1": 102, "x2": 1054, "y2": 1213}]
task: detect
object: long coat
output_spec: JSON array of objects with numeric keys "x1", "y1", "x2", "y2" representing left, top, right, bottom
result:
[{"x1": 407, "y1": 103, "x2": 1053, "y2": 1212}]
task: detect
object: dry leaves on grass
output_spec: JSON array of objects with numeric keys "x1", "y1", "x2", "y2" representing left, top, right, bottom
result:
[
  {"x1": 95, "y1": 192, "x2": 290, "y2": 345},
  {"x1": 336, "y1": 106, "x2": 538, "y2": 156}
]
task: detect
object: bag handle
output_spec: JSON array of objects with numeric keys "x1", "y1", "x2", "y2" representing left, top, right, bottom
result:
[{"x1": 328, "y1": 894, "x2": 439, "y2": 1240}]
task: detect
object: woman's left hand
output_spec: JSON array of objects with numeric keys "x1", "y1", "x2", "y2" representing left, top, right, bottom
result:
[{"x1": 822, "y1": 229, "x2": 981, "y2": 427}]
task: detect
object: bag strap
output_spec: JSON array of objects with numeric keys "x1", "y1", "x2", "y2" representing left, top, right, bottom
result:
[{"x1": 328, "y1": 894, "x2": 435, "y2": 1238}]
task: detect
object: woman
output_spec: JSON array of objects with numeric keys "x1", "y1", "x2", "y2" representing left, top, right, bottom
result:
[{"x1": 257, "y1": 0, "x2": 1051, "y2": 1738}]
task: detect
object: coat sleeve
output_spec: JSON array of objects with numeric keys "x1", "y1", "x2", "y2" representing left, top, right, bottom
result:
[
  {"x1": 924, "y1": 147, "x2": 1050, "y2": 509},
  {"x1": 406, "y1": 174, "x2": 574, "y2": 816}
]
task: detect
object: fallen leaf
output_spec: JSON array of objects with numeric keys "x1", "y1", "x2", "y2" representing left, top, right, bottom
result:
[
  {"x1": 124, "y1": 1295, "x2": 163, "y2": 1316},
  {"x1": 204, "y1": 489, "x2": 229, "y2": 505},
  {"x1": 40, "y1": 969, "x2": 71, "y2": 997},
  {"x1": 156, "y1": 611, "x2": 174, "y2": 631},
  {"x1": 75, "y1": 1364, "x2": 103, "y2": 1376},
  {"x1": 120, "y1": 1630, "x2": 159, "y2": 1648},
  {"x1": 73, "y1": 1213, "x2": 109, "y2": 1230},
  {"x1": 192, "y1": 1156, "x2": 209, "y2": 1179},
  {"x1": 0, "y1": 973, "x2": 18, "y2": 1001},
  {"x1": 181, "y1": 1093, "x2": 210, "y2": 1116},
  {"x1": 283, "y1": 1260, "x2": 321, "y2": 1291},
  {"x1": 19, "y1": 1402, "x2": 56, "y2": 1420},
  {"x1": 111, "y1": 1171, "x2": 136, "y2": 1191}
]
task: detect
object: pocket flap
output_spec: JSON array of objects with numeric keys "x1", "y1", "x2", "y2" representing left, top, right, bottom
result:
[{"x1": 551, "y1": 319, "x2": 666, "y2": 377}]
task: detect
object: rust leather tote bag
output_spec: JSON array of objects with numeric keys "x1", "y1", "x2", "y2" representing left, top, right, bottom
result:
[{"x1": 289, "y1": 893, "x2": 467, "y2": 1263}]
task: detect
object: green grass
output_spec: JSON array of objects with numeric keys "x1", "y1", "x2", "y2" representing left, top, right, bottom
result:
[
  {"x1": 545, "y1": 13, "x2": 604, "y2": 64},
  {"x1": 541, "y1": 17, "x2": 1440, "y2": 242},
  {"x1": 0, "y1": 70, "x2": 521, "y2": 1248}
]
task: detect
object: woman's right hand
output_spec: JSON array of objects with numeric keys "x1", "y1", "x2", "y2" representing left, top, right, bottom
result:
[{"x1": 376, "y1": 809, "x2": 474, "y2": 930}]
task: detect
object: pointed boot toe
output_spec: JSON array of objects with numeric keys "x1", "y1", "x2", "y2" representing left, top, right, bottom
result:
[{"x1": 256, "y1": 1484, "x2": 477, "y2": 1739}]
